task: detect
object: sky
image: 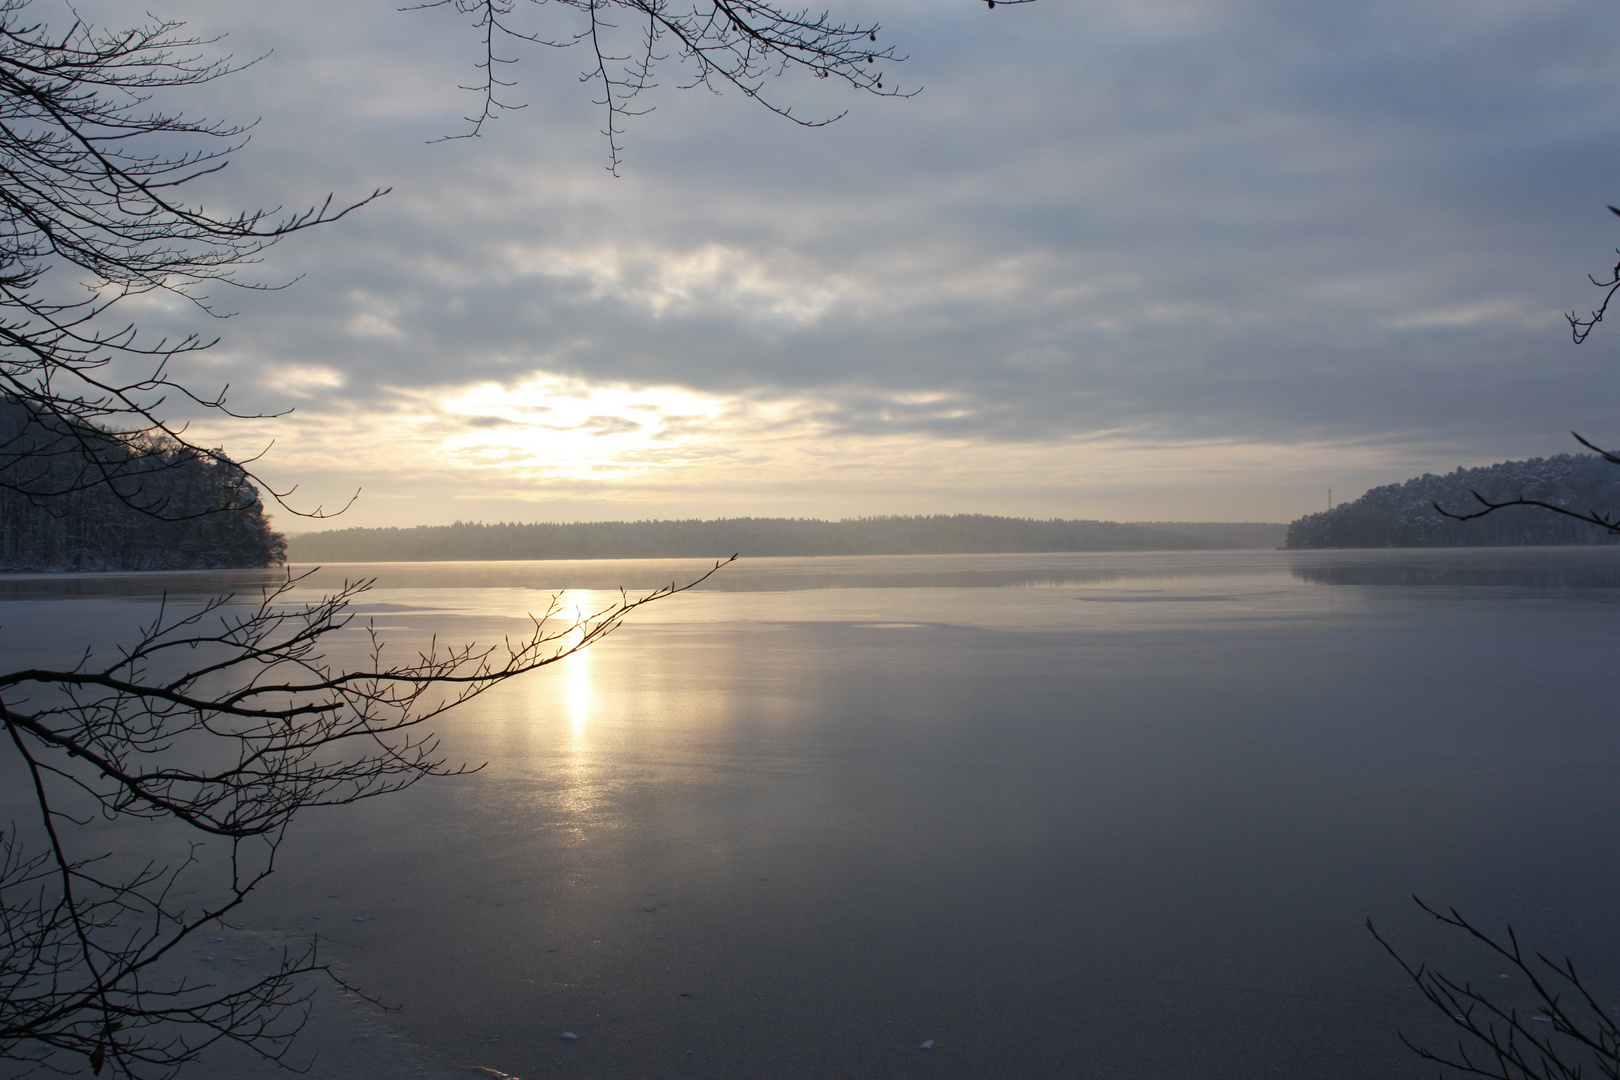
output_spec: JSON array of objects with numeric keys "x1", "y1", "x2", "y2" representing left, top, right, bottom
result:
[{"x1": 65, "y1": 0, "x2": 1620, "y2": 529}]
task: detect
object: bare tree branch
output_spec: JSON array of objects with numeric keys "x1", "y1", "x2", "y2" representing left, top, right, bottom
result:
[
  {"x1": 1370, "y1": 899, "x2": 1620, "y2": 1080},
  {"x1": 0, "y1": 0, "x2": 383, "y2": 520},
  {"x1": 1566, "y1": 205, "x2": 1620, "y2": 344},
  {"x1": 0, "y1": 556, "x2": 735, "y2": 1076},
  {"x1": 1433, "y1": 432, "x2": 1620, "y2": 534},
  {"x1": 412, "y1": 0, "x2": 1037, "y2": 171},
  {"x1": 0, "y1": 0, "x2": 1026, "y2": 1071}
]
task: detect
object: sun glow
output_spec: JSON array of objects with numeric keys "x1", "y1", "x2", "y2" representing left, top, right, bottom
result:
[{"x1": 432, "y1": 374, "x2": 795, "y2": 481}]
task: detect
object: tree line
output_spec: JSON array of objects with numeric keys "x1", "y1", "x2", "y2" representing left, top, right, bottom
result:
[
  {"x1": 1286, "y1": 454, "x2": 1620, "y2": 548},
  {"x1": 0, "y1": 398, "x2": 285, "y2": 571},
  {"x1": 288, "y1": 516, "x2": 1287, "y2": 562}
]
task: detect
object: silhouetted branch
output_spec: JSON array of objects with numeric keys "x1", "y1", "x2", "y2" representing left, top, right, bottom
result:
[
  {"x1": 0, "y1": 0, "x2": 1020, "y2": 1072},
  {"x1": 1370, "y1": 898, "x2": 1620, "y2": 1080},
  {"x1": 413, "y1": 0, "x2": 1037, "y2": 171},
  {"x1": 0, "y1": 0, "x2": 382, "y2": 520},
  {"x1": 1433, "y1": 433, "x2": 1620, "y2": 535},
  {"x1": 0, "y1": 556, "x2": 734, "y2": 1076},
  {"x1": 1566, "y1": 205, "x2": 1620, "y2": 344}
]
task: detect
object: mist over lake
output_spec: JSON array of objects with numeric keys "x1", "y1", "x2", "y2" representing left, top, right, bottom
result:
[{"x1": 3, "y1": 548, "x2": 1617, "y2": 1079}]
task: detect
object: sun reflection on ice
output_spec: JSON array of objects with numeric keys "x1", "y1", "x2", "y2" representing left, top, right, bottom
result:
[
  {"x1": 561, "y1": 628, "x2": 594, "y2": 741},
  {"x1": 540, "y1": 594, "x2": 611, "y2": 832}
]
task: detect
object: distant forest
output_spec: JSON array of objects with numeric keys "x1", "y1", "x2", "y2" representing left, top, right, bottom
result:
[
  {"x1": 1286, "y1": 454, "x2": 1620, "y2": 548},
  {"x1": 288, "y1": 516, "x2": 1288, "y2": 562},
  {"x1": 0, "y1": 398, "x2": 286, "y2": 571}
]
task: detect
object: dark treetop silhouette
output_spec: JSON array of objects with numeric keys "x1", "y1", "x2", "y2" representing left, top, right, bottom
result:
[
  {"x1": 0, "y1": 0, "x2": 1032, "y2": 1074},
  {"x1": 0, "y1": 398, "x2": 286, "y2": 570}
]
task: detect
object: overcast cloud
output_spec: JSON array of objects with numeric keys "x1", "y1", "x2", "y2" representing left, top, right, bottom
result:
[{"x1": 67, "y1": 0, "x2": 1620, "y2": 527}]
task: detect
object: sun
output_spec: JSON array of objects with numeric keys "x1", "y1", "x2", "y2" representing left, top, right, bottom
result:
[{"x1": 436, "y1": 374, "x2": 736, "y2": 479}]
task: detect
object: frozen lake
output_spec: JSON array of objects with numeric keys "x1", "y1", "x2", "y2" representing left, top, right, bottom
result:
[{"x1": 3, "y1": 548, "x2": 1619, "y2": 1079}]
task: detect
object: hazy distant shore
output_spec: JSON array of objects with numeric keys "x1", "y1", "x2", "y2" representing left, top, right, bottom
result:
[{"x1": 286, "y1": 515, "x2": 1287, "y2": 563}]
